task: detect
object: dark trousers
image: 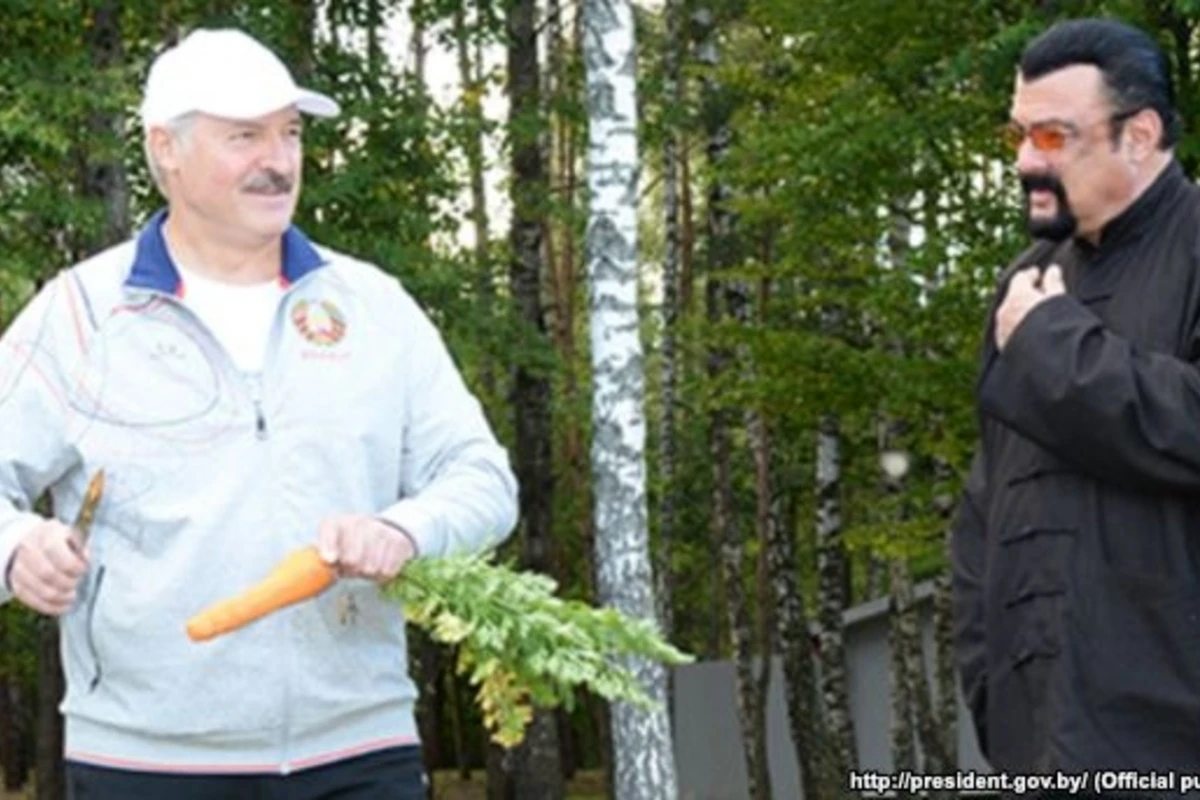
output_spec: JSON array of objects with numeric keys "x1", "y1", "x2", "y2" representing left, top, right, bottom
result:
[{"x1": 67, "y1": 746, "x2": 427, "y2": 800}]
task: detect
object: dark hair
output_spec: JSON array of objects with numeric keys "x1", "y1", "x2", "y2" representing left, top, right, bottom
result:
[{"x1": 1020, "y1": 17, "x2": 1180, "y2": 149}]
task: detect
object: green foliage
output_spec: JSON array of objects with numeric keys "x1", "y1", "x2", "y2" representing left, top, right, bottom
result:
[{"x1": 387, "y1": 553, "x2": 694, "y2": 748}]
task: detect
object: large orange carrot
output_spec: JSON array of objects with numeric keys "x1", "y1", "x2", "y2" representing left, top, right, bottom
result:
[{"x1": 186, "y1": 546, "x2": 336, "y2": 642}]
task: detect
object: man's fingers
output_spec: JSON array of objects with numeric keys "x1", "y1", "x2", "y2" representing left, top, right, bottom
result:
[
  {"x1": 43, "y1": 531, "x2": 88, "y2": 579},
  {"x1": 9, "y1": 559, "x2": 77, "y2": 615},
  {"x1": 357, "y1": 524, "x2": 387, "y2": 578},
  {"x1": 1042, "y1": 264, "x2": 1066, "y2": 295},
  {"x1": 16, "y1": 589, "x2": 71, "y2": 617},
  {"x1": 316, "y1": 518, "x2": 344, "y2": 565},
  {"x1": 14, "y1": 527, "x2": 85, "y2": 593},
  {"x1": 1010, "y1": 267, "x2": 1039, "y2": 291},
  {"x1": 380, "y1": 533, "x2": 406, "y2": 578},
  {"x1": 367, "y1": 529, "x2": 406, "y2": 580},
  {"x1": 340, "y1": 520, "x2": 367, "y2": 572}
]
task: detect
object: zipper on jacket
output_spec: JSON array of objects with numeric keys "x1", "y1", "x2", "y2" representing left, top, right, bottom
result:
[
  {"x1": 135, "y1": 288, "x2": 285, "y2": 442},
  {"x1": 248, "y1": 374, "x2": 269, "y2": 440},
  {"x1": 85, "y1": 566, "x2": 107, "y2": 692},
  {"x1": 254, "y1": 399, "x2": 268, "y2": 440}
]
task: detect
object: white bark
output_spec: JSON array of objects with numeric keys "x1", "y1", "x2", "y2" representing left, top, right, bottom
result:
[
  {"x1": 583, "y1": 0, "x2": 678, "y2": 797},
  {"x1": 817, "y1": 415, "x2": 858, "y2": 772}
]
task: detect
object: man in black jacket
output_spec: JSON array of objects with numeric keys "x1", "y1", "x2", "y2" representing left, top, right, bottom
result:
[{"x1": 952, "y1": 16, "x2": 1200, "y2": 789}]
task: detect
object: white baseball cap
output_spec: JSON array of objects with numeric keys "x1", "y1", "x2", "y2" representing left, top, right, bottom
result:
[{"x1": 140, "y1": 28, "x2": 340, "y2": 127}]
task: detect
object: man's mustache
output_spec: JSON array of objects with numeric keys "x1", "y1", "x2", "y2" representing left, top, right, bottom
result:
[
  {"x1": 242, "y1": 170, "x2": 294, "y2": 194},
  {"x1": 1020, "y1": 172, "x2": 1066, "y2": 197}
]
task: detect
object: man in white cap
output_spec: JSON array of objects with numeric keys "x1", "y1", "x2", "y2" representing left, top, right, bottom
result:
[{"x1": 0, "y1": 28, "x2": 517, "y2": 799}]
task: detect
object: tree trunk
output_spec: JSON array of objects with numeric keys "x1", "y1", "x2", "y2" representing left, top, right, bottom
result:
[
  {"x1": 35, "y1": 619, "x2": 64, "y2": 800},
  {"x1": 0, "y1": 611, "x2": 28, "y2": 792},
  {"x1": 556, "y1": 707, "x2": 577, "y2": 782},
  {"x1": 411, "y1": 627, "x2": 444, "y2": 783},
  {"x1": 453, "y1": 2, "x2": 495, "y2": 397},
  {"x1": 409, "y1": 0, "x2": 427, "y2": 88},
  {"x1": 679, "y1": 137, "x2": 696, "y2": 316},
  {"x1": 767, "y1": 456, "x2": 837, "y2": 797},
  {"x1": 657, "y1": 0, "x2": 684, "y2": 646},
  {"x1": 931, "y1": 458, "x2": 959, "y2": 778},
  {"x1": 583, "y1": 0, "x2": 678, "y2": 796},
  {"x1": 486, "y1": 743, "x2": 515, "y2": 800},
  {"x1": 506, "y1": 0, "x2": 564, "y2": 794},
  {"x1": 816, "y1": 415, "x2": 857, "y2": 773},
  {"x1": 513, "y1": 712, "x2": 564, "y2": 799},
  {"x1": 443, "y1": 653, "x2": 471, "y2": 781},
  {"x1": 695, "y1": 5, "x2": 770, "y2": 793},
  {"x1": 280, "y1": 0, "x2": 316, "y2": 85},
  {"x1": 366, "y1": 0, "x2": 383, "y2": 78},
  {"x1": 888, "y1": 559, "x2": 917, "y2": 798},
  {"x1": 744, "y1": 409, "x2": 775, "y2": 800},
  {"x1": 75, "y1": 0, "x2": 128, "y2": 259},
  {"x1": 933, "y1": 560, "x2": 958, "y2": 771},
  {"x1": 0, "y1": 675, "x2": 15, "y2": 791}
]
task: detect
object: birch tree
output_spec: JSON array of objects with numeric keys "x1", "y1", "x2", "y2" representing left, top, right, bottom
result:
[
  {"x1": 816, "y1": 411, "x2": 857, "y2": 775},
  {"x1": 583, "y1": 0, "x2": 678, "y2": 796}
]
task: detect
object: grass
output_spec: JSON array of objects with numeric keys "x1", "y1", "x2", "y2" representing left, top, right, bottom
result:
[{"x1": 431, "y1": 769, "x2": 606, "y2": 799}]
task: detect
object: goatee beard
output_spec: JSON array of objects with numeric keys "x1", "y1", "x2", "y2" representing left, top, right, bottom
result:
[{"x1": 1021, "y1": 172, "x2": 1077, "y2": 242}]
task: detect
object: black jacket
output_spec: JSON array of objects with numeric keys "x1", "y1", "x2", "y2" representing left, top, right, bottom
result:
[{"x1": 953, "y1": 161, "x2": 1200, "y2": 783}]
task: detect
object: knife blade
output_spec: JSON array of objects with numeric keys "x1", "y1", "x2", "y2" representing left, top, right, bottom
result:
[{"x1": 73, "y1": 469, "x2": 106, "y2": 543}]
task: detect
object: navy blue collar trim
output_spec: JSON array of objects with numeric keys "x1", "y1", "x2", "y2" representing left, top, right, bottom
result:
[{"x1": 124, "y1": 209, "x2": 326, "y2": 294}]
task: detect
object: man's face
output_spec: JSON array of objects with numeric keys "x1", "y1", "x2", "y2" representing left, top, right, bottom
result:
[
  {"x1": 1009, "y1": 65, "x2": 1137, "y2": 242},
  {"x1": 156, "y1": 106, "x2": 303, "y2": 247}
]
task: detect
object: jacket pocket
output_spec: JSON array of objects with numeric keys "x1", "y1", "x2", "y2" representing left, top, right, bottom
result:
[
  {"x1": 82, "y1": 565, "x2": 107, "y2": 692},
  {"x1": 312, "y1": 582, "x2": 407, "y2": 680}
]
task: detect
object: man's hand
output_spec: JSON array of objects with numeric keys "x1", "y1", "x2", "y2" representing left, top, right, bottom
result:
[
  {"x1": 995, "y1": 265, "x2": 1065, "y2": 350},
  {"x1": 8, "y1": 520, "x2": 89, "y2": 616},
  {"x1": 317, "y1": 515, "x2": 417, "y2": 581}
]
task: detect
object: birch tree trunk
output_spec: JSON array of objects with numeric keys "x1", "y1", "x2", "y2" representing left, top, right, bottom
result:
[
  {"x1": 694, "y1": 5, "x2": 770, "y2": 793},
  {"x1": 745, "y1": 409, "x2": 775, "y2": 800},
  {"x1": 886, "y1": 208, "x2": 955, "y2": 789},
  {"x1": 816, "y1": 414, "x2": 858, "y2": 774},
  {"x1": 933, "y1": 457, "x2": 959, "y2": 774},
  {"x1": 583, "y1": 0, "x2": 678, "y2": 796},
  {"x1": 766, "y1": 456, "x2": 838, "y2": 797},
  {"x1": 888, "y1": 558, "x2": 917, "y2": 799}
]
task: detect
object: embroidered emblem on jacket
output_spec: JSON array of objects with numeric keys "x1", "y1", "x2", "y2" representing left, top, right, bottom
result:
[{"x1": 291, "y1": 300, "x2": 347, "y2": 346}]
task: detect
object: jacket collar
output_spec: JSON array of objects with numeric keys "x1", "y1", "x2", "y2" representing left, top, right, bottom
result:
[
  {"x1": 124, "y1": 208, "x2": 326, "y2": 296},
  {"x1": 1074, "y1": 159, "x2": 1187, "y2": 255}
]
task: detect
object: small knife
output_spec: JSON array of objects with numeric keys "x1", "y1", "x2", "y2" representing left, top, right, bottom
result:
[{"x1": 73, "y1": 469, "x2": 106, "y2": 543}]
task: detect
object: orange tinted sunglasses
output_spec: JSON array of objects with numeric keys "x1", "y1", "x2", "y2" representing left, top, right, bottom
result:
[
  {"x1": 1003, "y1": 120, "x2": 1076, "y2": 152},
  {"x1": 1004, "y1": 109, "x2": 1141, "y2": 153}
]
